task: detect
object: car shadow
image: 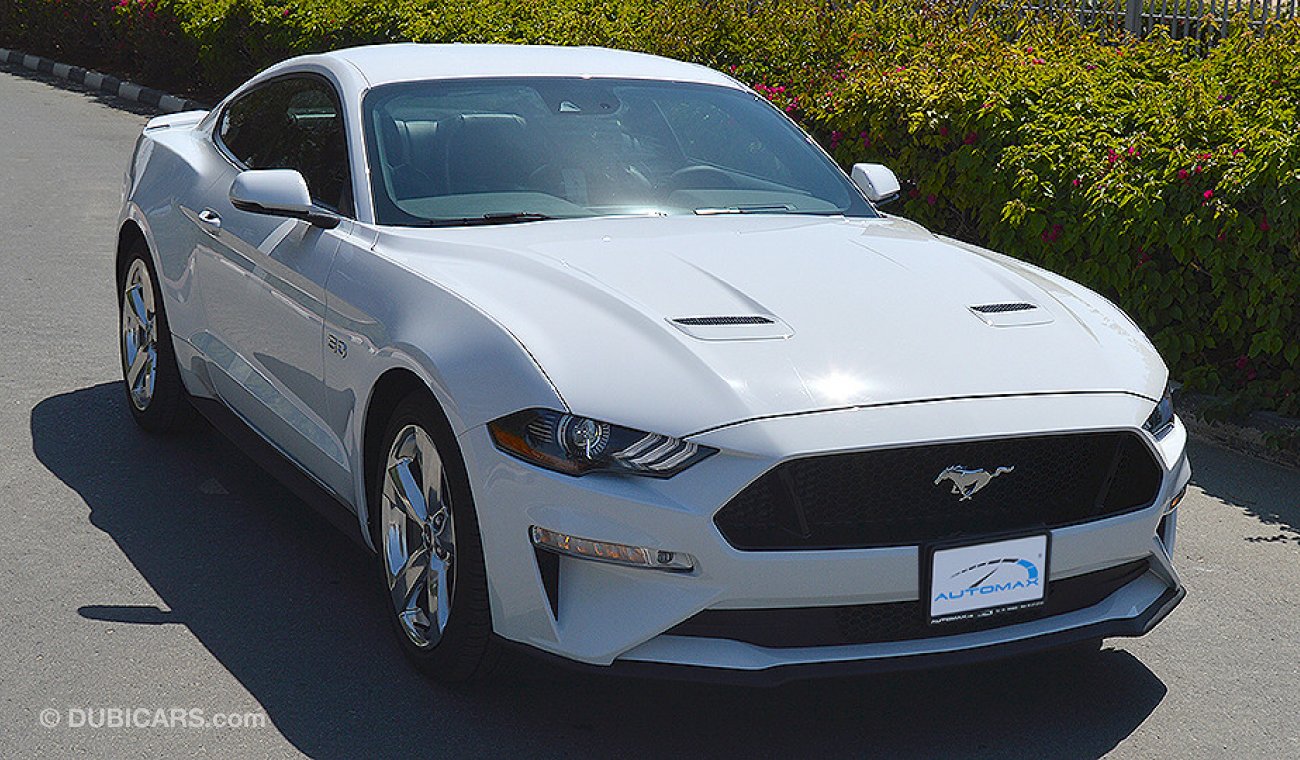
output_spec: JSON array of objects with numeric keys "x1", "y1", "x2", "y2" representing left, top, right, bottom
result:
[
  {"x1": 1186, "y1": 439, "x2": 1300, "y2": 545},
  {"x1": 33, "y1": 383, "x2": 1169, "y2": 758}
]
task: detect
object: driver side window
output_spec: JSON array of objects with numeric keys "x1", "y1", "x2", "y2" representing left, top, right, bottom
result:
[{"x1": 218, "y1": 76, "x2": 353, "y2": 216}]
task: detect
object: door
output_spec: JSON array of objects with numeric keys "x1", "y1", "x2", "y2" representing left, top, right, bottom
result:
[{"x1": 191, "y1": 74, "x2": 355, "y2": 494}]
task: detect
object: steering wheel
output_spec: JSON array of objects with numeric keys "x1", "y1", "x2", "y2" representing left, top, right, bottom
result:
[{"x1": 665, "y1": 164, "x2": 737, "y2": 191}]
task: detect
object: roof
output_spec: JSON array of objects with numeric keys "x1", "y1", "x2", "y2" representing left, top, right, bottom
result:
[{"x1": 325, "y1": 43, "x2": 742, "y2": 89}]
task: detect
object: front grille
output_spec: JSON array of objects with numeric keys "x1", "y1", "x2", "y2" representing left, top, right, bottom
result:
[
  {"x1": 667, "y1": 559, "x2": 1149, "y2": 648},
  {"x1": 714, "y1": 432, "x2": 1163, "y2": 550}
]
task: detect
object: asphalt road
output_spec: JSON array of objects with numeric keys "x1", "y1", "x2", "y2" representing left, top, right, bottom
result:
[{"x1": 1, "y1": 63, "x2": 1298, "y2": 760}]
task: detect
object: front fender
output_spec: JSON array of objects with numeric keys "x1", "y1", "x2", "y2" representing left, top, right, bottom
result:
[{"x1": 323, "y1": 236, "x2": 567, "y2": 542}]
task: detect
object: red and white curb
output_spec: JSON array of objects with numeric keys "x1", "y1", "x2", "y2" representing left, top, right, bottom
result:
[{"x1": 0, "y1": 47, "x2": 205, "y2": 112}]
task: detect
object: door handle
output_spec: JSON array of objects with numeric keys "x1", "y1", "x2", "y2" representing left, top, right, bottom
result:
[{"x1": 198, "y1": 208, "x2": 222, "y2": 230}]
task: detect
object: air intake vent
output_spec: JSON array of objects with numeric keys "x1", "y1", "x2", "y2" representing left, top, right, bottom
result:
[
  {"x1": 672, "y1": 316, "x2": 775, "y2": 326},
  {"x1": 970, "y1": 302, "x2": 1037, "y2": 314}
]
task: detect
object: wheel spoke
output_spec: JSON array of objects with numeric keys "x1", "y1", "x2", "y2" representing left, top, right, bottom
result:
[
  {"x1": 389, "y1": 544, "x2": 430, "y2": 614},
  {"x1": 128, "y1": 285, "x2": 152, "y2": 337},
  {"x1": 428, "y1": 555, "x2": 452, "y2": 637},
  {"x1": 126, "y1": 340, "x2": 151, "y2": 389},
  {"x1": 140, "y1": 348, "x2": 156, "y2": 399},
  {"x1": 386, "y1": 457, "x2": 429, "y2": 523},
  {"x1": 414, "y1": 430, "x2": 444, "y2": 505}
]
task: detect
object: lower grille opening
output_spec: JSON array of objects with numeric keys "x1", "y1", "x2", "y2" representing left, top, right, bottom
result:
[
  {"x1": 666, "y1": 559, "x2": 1149, "y2": 648},
  {"x1": 534, "y1": 548, "x2": 560, "y2": 619}
]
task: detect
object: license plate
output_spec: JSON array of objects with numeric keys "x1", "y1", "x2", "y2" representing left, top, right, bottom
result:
[{"x1": 928, "y1": 534, "x2": 1049, "y2": 623}]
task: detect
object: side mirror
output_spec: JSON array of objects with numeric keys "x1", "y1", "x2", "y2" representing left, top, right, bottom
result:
[
  {"x1": 229, "y1": 169, "x2": 340, "y2": 229},
  {"x1": 850, "y1": 163, "x2": 901, "y2": 206}
]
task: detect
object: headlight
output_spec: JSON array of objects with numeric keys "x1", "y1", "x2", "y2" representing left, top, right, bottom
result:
[
  {"x1": 487, "y1": 409, "x2": 716, "y2": 478},
  {"x1": 1143, "y1": 385, "x2": 1176, "y2": 439}
]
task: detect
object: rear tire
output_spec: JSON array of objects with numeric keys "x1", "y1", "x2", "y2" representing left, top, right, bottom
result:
[
  {"x1": 372, "y1": 390, "x2": 498, "y2": 684},
  {"x1": 118, "y1": 242, "x2": 198, "y2": 433}
]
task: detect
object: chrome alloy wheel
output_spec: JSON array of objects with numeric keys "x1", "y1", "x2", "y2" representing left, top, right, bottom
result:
[
  {"x1": 120, "y1": 258, "x2": 158, "y2": 411},
  {"x1": 382, "y1": 424, "x2": 457, "y2": 648}
]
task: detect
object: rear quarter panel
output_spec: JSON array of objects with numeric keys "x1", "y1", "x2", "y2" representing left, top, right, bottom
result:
[{"x1": 121, "y1": 117, "x2": 227, "y2": 387}]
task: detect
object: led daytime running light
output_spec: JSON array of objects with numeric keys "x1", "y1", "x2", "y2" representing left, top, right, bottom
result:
[{"x1": 530, "y1": 526, "x2": 695, "y2": 572}]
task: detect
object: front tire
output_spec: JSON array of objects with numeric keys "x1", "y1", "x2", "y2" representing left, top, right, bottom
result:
[
  {"x1": 373, "y1": 391, "x2": 497, "y2": 683},
  {"x1": 118, "y1": 243, "x2": 197, "y2": 432}
]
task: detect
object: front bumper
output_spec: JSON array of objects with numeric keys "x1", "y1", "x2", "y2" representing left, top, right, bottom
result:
[{"x1": 457, "y1": 391, "x2": 1189, "y2": 675}]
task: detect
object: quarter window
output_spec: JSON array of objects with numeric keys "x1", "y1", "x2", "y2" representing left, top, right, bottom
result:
[{"x1": 218, "y1": 77, "x2": 353, "y2": 215}]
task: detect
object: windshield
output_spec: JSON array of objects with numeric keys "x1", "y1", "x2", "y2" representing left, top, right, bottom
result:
[{"x1": 362, "y1": 77, "x2": 877, "y2": 226}]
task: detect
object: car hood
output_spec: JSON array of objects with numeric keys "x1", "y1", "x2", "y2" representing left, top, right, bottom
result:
[{"x1": 375, "y1": 215, "x2": 1166, "y2": 437}]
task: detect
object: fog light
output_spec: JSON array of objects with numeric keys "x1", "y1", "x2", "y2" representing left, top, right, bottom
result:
[{"x1": 530, "y1": 526, "x2": 695, "y2": 572}]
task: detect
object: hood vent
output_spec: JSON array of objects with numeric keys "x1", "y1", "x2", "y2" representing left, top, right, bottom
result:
[
  {"x1": 673, "y1": 316, "x2": 775, "y2": 326},
  {"x1": 668, "y1": 315, "x2": 792, "y2": 341},
  {"x1": 971, "y1": 302, "x2": 1037, "y2": 314},
  {"x1": 968, "y1": 301, "x2": 1053, "y2": 327}
]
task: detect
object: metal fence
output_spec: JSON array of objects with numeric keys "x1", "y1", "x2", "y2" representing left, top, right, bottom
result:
[{"x1": 1026, "y1": 0, "x2": 1297, "y2": 38}]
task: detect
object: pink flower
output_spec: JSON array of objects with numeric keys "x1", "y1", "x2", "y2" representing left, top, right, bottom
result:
[
  {"x1": 963, "y1": 132, "x2": 978, "y2": 145},
  {"x1": 938, "y1": 126, "x2": 949, "y2": 137},
  {"x1": 282, "y1": 7, "x2": 290, "y2": 16},
  {"x1": 1031, "y1": 58, "x2": 1046, "y2": 65},
  {"x1": 1203, "y1": 189, "x2": 1214, "y2": 200},
  {"x1": 1235, "y1": 355, "x2": 1249, "y2": 370},
  {"x1": 860, "y1": 131, "x2": 870, "y2": 148},
  {"x1": 982, "y1": 102, "x2": 993, "y2": 109},
  {"x1": 1085, "y1": 64, "x2": 1096, "y2": 71},
  {"x1": 925, "y1": 194, "x2": 937, "y2": 206},
  {"x1": 1260, "y1": 216, "x2": 1270, "y2": 232},
  {"x1": 1177, "y1": 169, "x2": 1188, "y2": 180},
  {"x1": 1041, "y1": 224, "x2": 1063, "y2": 243},
  {"x1": 830, "y1": 130, "x2": 843, "y2": 150},
  {"x1": 1071, "y1": 178, "x2": 1080, "y2": 187}
]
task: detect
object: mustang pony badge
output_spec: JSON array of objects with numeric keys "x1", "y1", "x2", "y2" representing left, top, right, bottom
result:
[{"x1": 934, "y1": 465, "x2": 1015, "y2": 501}]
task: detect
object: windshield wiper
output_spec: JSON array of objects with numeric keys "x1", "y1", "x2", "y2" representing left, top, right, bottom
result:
[
  {"x1": 415, "y1": 212, "x2": 555, "y2": 227},
  {"x1": 693, "y1": 204, "x2": 794, "y2": 216}
]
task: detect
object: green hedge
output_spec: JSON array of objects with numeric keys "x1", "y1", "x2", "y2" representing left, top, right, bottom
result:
[{"x1": 3, "y1": 0, "x2": 1298, "y2": 414}]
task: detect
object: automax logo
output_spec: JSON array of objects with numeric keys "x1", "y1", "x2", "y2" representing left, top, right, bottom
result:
[
  {"x1": 929, "y1": 534, "x2": 1048, "y2": 620},
  {"x1": 934, "y1": 557, "x2": 1040, "y2": 603}
]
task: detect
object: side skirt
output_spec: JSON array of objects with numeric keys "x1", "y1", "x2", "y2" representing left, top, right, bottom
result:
[{"x1": 190, "y1": 397, "x2": 369, "y2": 550}]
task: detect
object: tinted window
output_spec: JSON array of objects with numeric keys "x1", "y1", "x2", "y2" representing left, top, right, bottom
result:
[
  {"x1": 362, "y1": 78, "x2": 875, "y2": 226},
  {"x1": 218, "y1": 77, "x2": 353, "y2": 215}
]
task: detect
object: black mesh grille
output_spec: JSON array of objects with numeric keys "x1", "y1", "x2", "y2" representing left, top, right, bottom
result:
[
  {"x1": 714, "y1": 432, "x2": 1163, "y2": 550},
  {"x1": 672, "y1": 316, "x2": 775, "y2": 326},
  {"x1": 970, "y1": 302, "x2": 1038, "y2": 313},
  {"x1": 667, "y1": 559, "x2": 1149, "y2": 647}
]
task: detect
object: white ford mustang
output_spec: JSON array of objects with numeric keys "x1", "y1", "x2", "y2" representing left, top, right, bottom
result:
[{"x1": 117, "y1": 43, "x2": 1190, "y2": 683}]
